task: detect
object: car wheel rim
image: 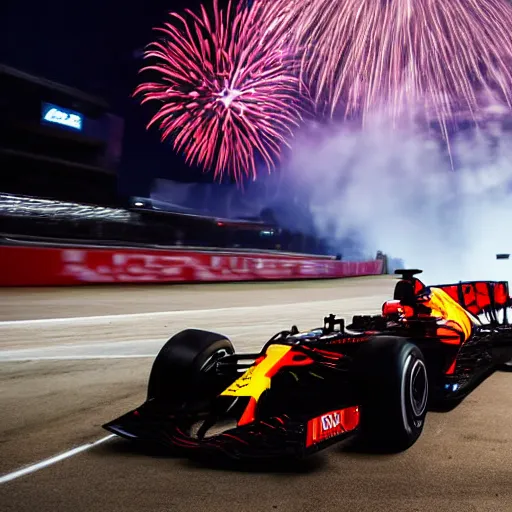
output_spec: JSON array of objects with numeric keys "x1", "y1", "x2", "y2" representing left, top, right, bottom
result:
[
  {"x1": 199, "y1": 348, "x2": 231, "y2": 372},
  {"x1": 409, "y1": 359, "x2": 428, "y2": 417}
]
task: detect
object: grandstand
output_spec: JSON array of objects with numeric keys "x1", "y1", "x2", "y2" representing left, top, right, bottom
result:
[
  {"x1": 0, "y1": 192, "x2": 332, "y2": 255},
  {"x1": 0, "y1": 64, "x2": 123, "y2": 206}
]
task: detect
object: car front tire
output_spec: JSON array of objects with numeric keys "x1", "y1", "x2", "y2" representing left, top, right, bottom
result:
[
  {"x1": 147, "y1": 328, "x2": 234, "y2": 410},
  {"x1": 356, "y1": 336, "x2": 429, "y2": 452}
]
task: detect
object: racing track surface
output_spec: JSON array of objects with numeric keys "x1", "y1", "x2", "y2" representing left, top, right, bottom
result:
[{"x1": 1, "y1": 276, "x2": 511, "y2": 512}]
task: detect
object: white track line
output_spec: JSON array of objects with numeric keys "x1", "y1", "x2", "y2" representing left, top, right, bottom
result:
[
  {"x1": 1, "y1": 354, "x2": 156, "y2": 362},
  {"x1": 0, "y1": 296, "x2": 385, "y2": 326},
  {"x1": 0, "y1": 435, "x2": 115, "y2": 484},
  {"x1": 0, "y1": 304, "x2": 290, "y2": 326}
]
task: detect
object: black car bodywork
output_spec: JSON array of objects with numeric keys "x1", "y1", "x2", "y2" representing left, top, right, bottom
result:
[{"x1": 104, "y1": 270, "x2": 512, "y2": 459}]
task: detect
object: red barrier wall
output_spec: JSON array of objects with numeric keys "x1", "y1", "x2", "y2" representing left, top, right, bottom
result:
[{"x1": 0, "y1": 245, "x2": 385, "y2": 286}]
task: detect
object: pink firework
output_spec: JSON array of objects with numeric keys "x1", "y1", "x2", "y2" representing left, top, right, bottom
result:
[
  {"x1": 272, "y1": 0, "x2": 512, "y2": 135},
  {"x1": 135, "y1": 0, "x2": 302, "y2": 183}
]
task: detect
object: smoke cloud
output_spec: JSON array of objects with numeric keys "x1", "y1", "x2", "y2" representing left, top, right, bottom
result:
[
  {"x1": 149, "y1": 104, "x2": 512, "y2": 287},
  {"x1": 280, "y1": 111, "x2": 512, "y2": 285}
]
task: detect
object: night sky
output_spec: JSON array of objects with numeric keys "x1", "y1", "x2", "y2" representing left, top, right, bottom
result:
[{"x1": 1, "y1": 0, "x2": 233, "y2": 196}]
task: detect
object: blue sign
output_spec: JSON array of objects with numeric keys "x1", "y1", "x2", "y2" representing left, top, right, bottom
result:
[{"x1": 41, "y1": 102, "x2": 83, "y2": 131}]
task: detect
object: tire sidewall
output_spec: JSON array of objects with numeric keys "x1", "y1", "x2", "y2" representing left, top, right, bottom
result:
[{"x1": 399, "y1": 346, "x2": 429, "y2": 436}]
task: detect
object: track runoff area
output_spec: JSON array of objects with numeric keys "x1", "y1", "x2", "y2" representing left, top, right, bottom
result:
[{"x1": 1, "y1": 276, "x2": 511, "y2": 512}]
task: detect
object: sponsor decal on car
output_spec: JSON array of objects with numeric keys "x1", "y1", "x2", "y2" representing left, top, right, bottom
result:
[
  {"x1": 321, "y1": 412, "x2": 340, "y2": 431},
  {"x1": 306, "y1": 406, "x2": 360, "y2": 448}
]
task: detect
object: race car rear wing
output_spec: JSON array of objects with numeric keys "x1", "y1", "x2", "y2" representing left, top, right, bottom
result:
[
  {"x1": 393, "y1": 269, "x2": 511, "y2": 324},
  {"x1": 436, "y1": 281, "x2": 511, "y2": 324}
]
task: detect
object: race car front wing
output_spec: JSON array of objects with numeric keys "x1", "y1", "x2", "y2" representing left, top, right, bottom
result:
[{"x1": 103, "y1": 402, "x2": 361, "y2": 459}]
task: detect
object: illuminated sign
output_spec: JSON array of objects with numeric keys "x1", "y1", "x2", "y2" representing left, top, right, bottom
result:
[{"x1": 41, "y1": 102, "x2": 83, "y2": 131}]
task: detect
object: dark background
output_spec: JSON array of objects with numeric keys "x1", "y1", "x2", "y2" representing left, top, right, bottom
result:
[{"x1": 1, "y1": 0, "x2": 235, "y2": 197}]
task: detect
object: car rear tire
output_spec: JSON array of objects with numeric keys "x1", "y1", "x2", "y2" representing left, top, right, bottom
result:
[
  {"x1": 147, "y1": 329, "x2": 234, "y2": 410},
  {"x1": 356, "y1": 336, "x2": 429, "y2": 452}
]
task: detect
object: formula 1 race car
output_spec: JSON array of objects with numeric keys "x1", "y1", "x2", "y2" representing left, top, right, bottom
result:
[{"x1": 104, "y1": 269, "x2": 512, "y2": 459}]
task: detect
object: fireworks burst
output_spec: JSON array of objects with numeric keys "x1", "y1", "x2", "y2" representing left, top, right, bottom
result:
[
  {"x1": 273, "y1": 0, "x2": 512, "y2": 136},
  {"x1": 135, "y1": 0, "x2": 302, "y2": 183}
]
